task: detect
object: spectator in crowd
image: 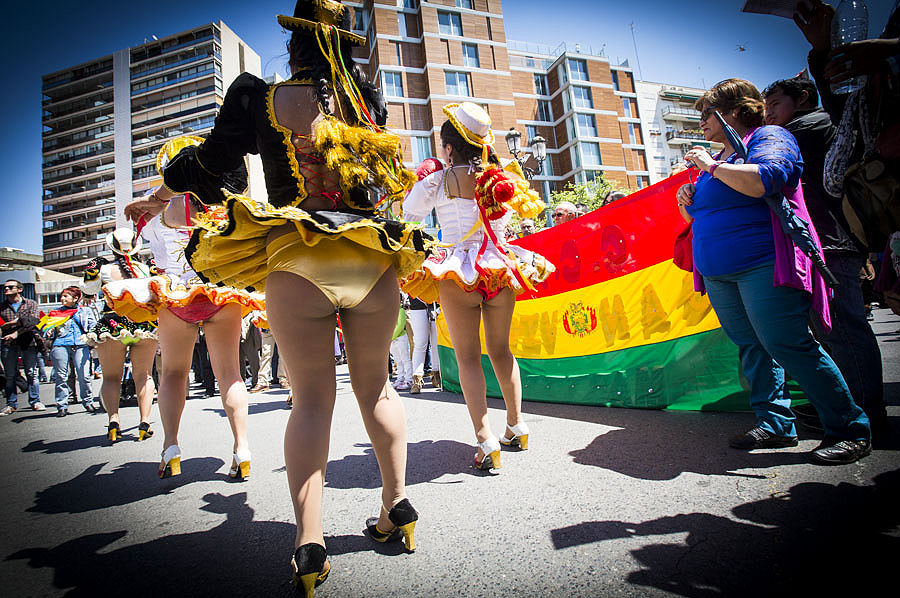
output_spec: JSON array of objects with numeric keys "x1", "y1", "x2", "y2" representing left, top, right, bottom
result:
[
  {"x1": 519, "y1": 218, "x2": 536, "y2": 237},
  {"x1": 575, "y1": 203, "x2": 587, "y2": 217},
  {"x1": 390, "y1": 299, "x2": 413, "y2": 391},
  {"x1": 764, "y1": 76, "x2": 888, "y2": 441},
  {"x1": 46, "y1": 286, "x2": 99, "y2": 417},
  {"x1": 239, "y1": 313, "x2": 262, "y2": 391},
  {"x1": 0, "y1": 279, "x2": 45, "y2": 415},
  {"x1": 676, "y1": 78, "x2": 870, "y2": 464},
  {"x1": 552, "y1": 201, "x2": 578, "y2": 225}
]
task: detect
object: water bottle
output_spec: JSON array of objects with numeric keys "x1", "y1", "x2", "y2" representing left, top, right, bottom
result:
[{"x1": 830, "y1": 0, "x2": 869, "y2": 94}]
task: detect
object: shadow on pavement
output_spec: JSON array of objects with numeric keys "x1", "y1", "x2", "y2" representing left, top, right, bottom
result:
[
  {"x1": 325, "y1": 439, "x2": 492, "y2": 490},
  {"x1": 569, "y1": 425, "x2": 815, "y2": 481},
  {"x1": 27, "y1": 457, "x2": 227, "y2": 514},
  {"x1": 22, "y1": 434, "x2": 111, "y2": 455},
  {"x1": 8, "y1": 492, "x2": 300, "y2": 598},
  {"x1": 549, "y1": 469, "x2": 900, "y2": 596}
]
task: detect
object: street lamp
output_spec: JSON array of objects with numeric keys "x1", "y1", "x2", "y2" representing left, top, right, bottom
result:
[{"x1": 505, "y1": 128, "x2": 551, "y2": 224}]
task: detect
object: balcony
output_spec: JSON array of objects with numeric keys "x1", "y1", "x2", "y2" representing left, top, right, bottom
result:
[
  {"x1": 662, "y1": 106, "x2": 701, "y2": 122},
  {"x1": 666, "y1": 129, "x2": 706, "y2": 144},
  {"x1": 659, "y1": 85, "x2": 704, "y2": 102}
]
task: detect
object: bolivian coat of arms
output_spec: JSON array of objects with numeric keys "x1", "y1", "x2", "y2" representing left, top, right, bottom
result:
[{"x1": 563, "y1": 301, "x2": 597, "y2": 337}]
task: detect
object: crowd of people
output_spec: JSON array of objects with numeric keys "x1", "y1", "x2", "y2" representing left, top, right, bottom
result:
[{"x1": 1, "y1": 0, "x2": 898, "y2": 595}]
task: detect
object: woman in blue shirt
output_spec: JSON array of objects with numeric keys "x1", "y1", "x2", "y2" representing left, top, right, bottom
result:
[
  {"x1": 47, "y1": 286, "x2": 99, "y2": 417},
  {"x1": 676, "y1": 78, "x2": 870, "y2": 465}
]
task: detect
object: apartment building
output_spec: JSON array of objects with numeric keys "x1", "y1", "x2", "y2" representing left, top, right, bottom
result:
[
  {"x1": 636, "y1": 81, "x2": 723, "y2": 184},
  {"x1": 41, "y1": 22, "x2": 262, "y2": 275},
  {"x1": 348, "y1": 0, "x2": 650, "y2": 204}
]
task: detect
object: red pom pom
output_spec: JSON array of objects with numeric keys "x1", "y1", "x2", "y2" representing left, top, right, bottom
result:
[
  {"x1": 416, "y1": 158, "x2": 444, "y2": 180},
  {"x1": 493, "y1": 181, "x2": 515, "y2": 202}
]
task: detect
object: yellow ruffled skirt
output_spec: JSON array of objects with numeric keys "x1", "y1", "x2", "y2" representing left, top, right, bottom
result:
[{"x1": 184, "y1": 191, "x2": 433, "y2": 293}]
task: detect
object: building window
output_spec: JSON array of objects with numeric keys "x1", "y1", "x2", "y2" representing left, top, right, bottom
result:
[
  {"x1": 576, "y1": 113, "x2": 597, "y2": 137},
  {"x1": 636, "y1": 175, "x2": 648, "y2": 189},
  {"x1": 445, "y1": 71, "x2": 470, "y2": 96},
  {"x1": 383, "y1": 71, "x2": 404, "y2": 97},
  {"x1": 611, "y1": 70, "x2": 620, "y2": 91},
  {"x1": 526, "y1": 125, "x2": 538, "y2": 143},
  {"x1": 569, "y1": 59, "x2": 589, "y2": 81},
  {"x1": 542, "y1": 155, "x2": 554, "y2": 176},
  {"x1": 566, "y1": 117, "x2": 575, "y2": 140},
  {"x1": 622, "y1": 97, "x2": 632, "y2": 117},
  {"x1": 398, "y1": 13, "x2": 407, "y2": 36},
  {"x1": 570, "y1": 145, "x2": 581, "y2": 169},
  {"x1": 438, "y1": 11, "x2": 462, "y2": 36},
  {"x1": 238, "y1": 43, "x2": 245, "y2": 73},
  {"x1": 536, "y1": 99, "x2": 552, "y2": 122},
  {"x1": 456, "y1": 0, "x2": 473, "y2": 7},
  {"x1": 462, "y1": 43, "x2": 480, "y2": 68},
  {"x1": 557, "y1": 63, "x2": 567, "y2": 86},
  {"x1": 628, "y1": 123, "x2": 637, "y2": 144},
  {"x1": 403, "y1": 0, "x2": 419, "y2": 8},
  {"x1": 533, "y1": 73, "x2": 548, "y2": 95},
  {"x1": 412, "y1": 136, "x2": 433, "y2": 163},
  {"x1": 395, "y1": 42, "x2": 402, "y2": 64},
  {"x1": 584, "y1": 170, "x2": 597, "y2": 182},
  {"x1": 572, "y1": 86, "x2": 593, "y2": 109},
  {"x1": 354, "y1": 8, "x2": 367, "y2": 32},
  {"x1": 582, "y1": 142, "x2": 602, "y2": 166}
]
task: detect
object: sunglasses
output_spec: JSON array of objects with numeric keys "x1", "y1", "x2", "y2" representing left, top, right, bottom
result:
[
  {"x1": 3, "y1": 285, "x2": 20, "y2": 290},
  {"x1": 699, "y1": 106, "x2": 718, "y2": 121},
  {"x1": 553, "y1": 212, "x2": 566, "y2": 218}
]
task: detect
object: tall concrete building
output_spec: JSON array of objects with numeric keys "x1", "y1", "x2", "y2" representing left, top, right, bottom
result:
[
  {"x1": 636, "y1": 81, "x2": 723, "y2": 184},
  {"x1": 41, "y1": 22, "x2": 262, "y2": 275},
  {"x1": 347, "y1": 0, "x2": 650, "y2": 204}
]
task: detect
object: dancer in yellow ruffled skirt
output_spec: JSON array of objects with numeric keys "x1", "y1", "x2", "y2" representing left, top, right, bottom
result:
[
  {"x1": 125, "y1": 2, "x2": 434, "y2": 593},
  {"x1": 402, "y1": 103, "x2": 555, "y2": 471}
]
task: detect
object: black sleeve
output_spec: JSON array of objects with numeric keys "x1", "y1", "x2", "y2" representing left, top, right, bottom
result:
[
  {"x1": 163, "y1": 73, "x2": 265, "y2": 203},
  {"x1": 807, "y1": 49, "x2": 846, "y2": 125}
]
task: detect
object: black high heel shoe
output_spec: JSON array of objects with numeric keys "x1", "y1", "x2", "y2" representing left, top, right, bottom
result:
[
  {"x1": 107, "y1": 421, "x2": 121, "y2": 443},
  {"x1": 291, "y1": 543, "x2": 330, "y2": 597},
  {"x1": 365, "y1": 498, "x2": 418, "y2": 552},
  {"x1": 138, "y1": 421, "x2": 153, "y2": 441}
]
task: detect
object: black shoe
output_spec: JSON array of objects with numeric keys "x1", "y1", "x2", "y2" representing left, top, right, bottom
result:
[
  {"x1": 365, "y1": 498, "x2": 418, "y2": 552},
  {"x1": 811, "y1": 438, "x2": 871, "y2": 465},
  {"x1": 729, "y1": 426, "x2": 798, "y2": 450},
  {"x1": 291, "y1": 543, "x2": 330, "y2": 597},
  {"x1": 57, "y1": 408, "x2": 68, "y2": 418}
]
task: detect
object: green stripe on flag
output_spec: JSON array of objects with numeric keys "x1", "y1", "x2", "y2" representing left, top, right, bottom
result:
[{"x1": 439, "y1": 328, "x2": 755, "y2": 411}]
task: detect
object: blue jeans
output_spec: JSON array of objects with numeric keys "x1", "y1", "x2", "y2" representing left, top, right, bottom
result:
[
  {"x1": 1, "y1": 344, "x2": 40, "y2": 408},
  {"x1": 810, "y1": 252, "x2": 886, "y2": 418},
  {"x1": 50, "y1": 345, "x2": 93, "y2": 409},
  {"x1": 704, "y1": 261, "x2": 870, "y2": 441}
]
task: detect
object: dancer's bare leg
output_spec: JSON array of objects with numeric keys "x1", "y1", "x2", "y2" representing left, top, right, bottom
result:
[
  {"x1": 203, "y1": 303, "x2": 250, "y2": 455},
  {"x1": 156, "y1": 308, "x2": 199, "y2": 450},
  {"x1": 129, "y1": 338, "x2": 159, "y2": 425},
  {"x1": 96, "y1": 342, "x2": 127, "y2": 424},
  {"x1": 438, "y1": 281, "x2": 492, "y2": 443},
  {"x1": 340, "y1": 270, "x2": 408, "y2": 531},
  {"x1": 267, "y1": 271, "x2": 339, "y2": 549},
  {"x1": 480, "y1": 288, "x2": 523, "y2": 429}
]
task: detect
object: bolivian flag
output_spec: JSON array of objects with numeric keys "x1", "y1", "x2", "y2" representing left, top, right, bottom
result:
[
  {"x1": 38, "y1": 308, "x2": 77, "y2": 333},
  {"x1": 437, "y1": 171, "x2": 751, "y2": 411}
]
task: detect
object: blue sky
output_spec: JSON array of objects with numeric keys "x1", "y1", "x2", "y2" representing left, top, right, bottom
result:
[{"x1": 1, "y1": 0, "x2": 894, "y2": 255}]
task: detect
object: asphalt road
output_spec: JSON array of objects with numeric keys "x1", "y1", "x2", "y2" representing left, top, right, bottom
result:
[{"x1": 1, "y1": 309, "x2": 898, "y2": 597}]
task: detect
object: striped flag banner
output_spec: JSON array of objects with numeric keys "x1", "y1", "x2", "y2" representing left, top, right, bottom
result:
[{"x1": 436, "y1": 170, "x2": 754, "y2": 411}]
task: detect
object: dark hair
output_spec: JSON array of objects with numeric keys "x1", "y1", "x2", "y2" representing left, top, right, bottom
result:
[
  {"x1": 114, "y1": 254, "x2": 137, "y2": 280},
  {"x1": 695, "y1": 78, "x2": 765, "y2": 129},
  {"x1": 763, "y1": 77, "x2": 819, "y2": 108},
  {"x1": 287, "y1": 32, "x2": 387, "y2": 126},
  {"x1": 439, "y1": 121, "x2": 500, "y2": 169},
  {"x1": 5, "y1": 279, "x2": 22, "y2": 288}
]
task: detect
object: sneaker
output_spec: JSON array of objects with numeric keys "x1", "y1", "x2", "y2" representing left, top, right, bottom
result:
[
  {"x1": 811, "y1": 438, "x2": 871, "y2": 465},
  {"x1": 0, "y1": 406, "x2": 16, "y2": 416},
  {"x1": 83, "y1": 402, "x2": 101, "y2": 414},
  {"x1": 31, "y1": 402, "x2": 47, "y2": 412},
  {"x1": 393, "y1": 379, "x2": 411, "y2": 391},
  {"x1": 729, "y1": 426, "x2": 798, "y2": 450},
  {"x1": 57, "y1": 408, "x2": 68, "y2": 418}
]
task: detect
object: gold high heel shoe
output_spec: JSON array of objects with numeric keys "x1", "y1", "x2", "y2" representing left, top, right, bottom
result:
[
  {"x1": 474, "y1": 437, "x2": 502, "y2": 470},
  {"x1": 499, "y1": 422, "x2": 530, "y2": 450},
  {"x1": 291, "y1": 543, "x2": 330, "y2": 597},
  {"x1": 229, "y1": 449, "x2": 251, "y2": 480},
  {"x1": 159, "y1": 445, "x2": 181, "y2": 478},
  {"x1": 138, "y1": 421, "x2": 154, "y2": 441},
  {"x1": 107, "y1": 421, "x2": 121, "y2": 443},
  {"x1": 365, "y1": 498, "x2": 418, "y2": 552}
]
